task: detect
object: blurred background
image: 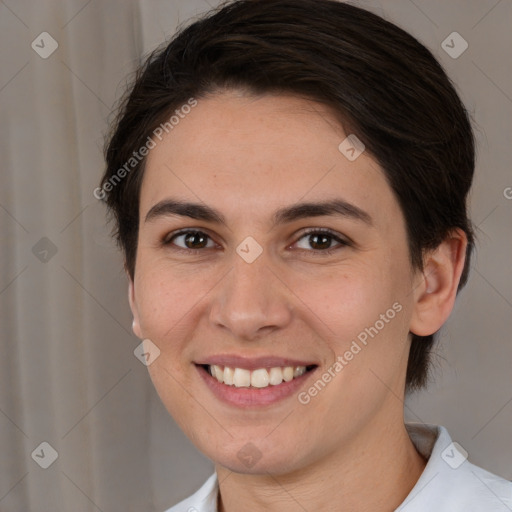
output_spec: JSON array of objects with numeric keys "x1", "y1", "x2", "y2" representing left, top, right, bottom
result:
[{"x1": 0, "y1": 0, "x2": 510, "y2": 510}]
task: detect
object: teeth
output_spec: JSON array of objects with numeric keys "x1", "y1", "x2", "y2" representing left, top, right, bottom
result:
[
  {"x1": 269, "y1": 367, "x2": 283, "y2": 385},
  {"x1": 213, "y1": 365, "x2": 224, "y2": 383},
  {"x1": 223, "y1": 366, "x2": 234, "y2": 385},
  {"x1": 251, "y1": 369, "x2": 269, "y2": 388},
  {"x1": 282, "y1": 367, "x2": 294, "y2": 382},
  {"x1": 294, "y1": 366, "x2": 306, "y2": 378},
  {"x1": 233, "y1": 368, "x2": 251, "y2": 387},
  {"x1": 208, "y1": 365, "x2": 308, "y2": 388}
]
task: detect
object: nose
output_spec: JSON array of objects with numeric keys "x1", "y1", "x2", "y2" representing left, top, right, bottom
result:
[{"x1": 209, "y1": 253, "x2": 293, "y2": 341}]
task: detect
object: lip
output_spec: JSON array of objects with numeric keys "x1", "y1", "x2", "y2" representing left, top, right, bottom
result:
[
  {"x1": 195, "y1": 354, "x2": 316, "y2": 371},
  {"x1": 195, "y1": 357, "x2": 318, "y2": 407}
]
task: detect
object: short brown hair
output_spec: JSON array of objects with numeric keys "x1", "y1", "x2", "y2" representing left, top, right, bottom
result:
[{"x1": 101, "y1": 0, "x2": 475, "y2": 392}]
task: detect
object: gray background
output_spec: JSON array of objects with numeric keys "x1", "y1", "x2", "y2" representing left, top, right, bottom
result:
[{"x1": 0, "y1": 0, "x2": 510, "y2": 511}]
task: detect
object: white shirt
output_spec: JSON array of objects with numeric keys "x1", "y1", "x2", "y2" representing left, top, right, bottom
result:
[{"x1": 165, "y1": 423, "x2": 512, "y2": 511}]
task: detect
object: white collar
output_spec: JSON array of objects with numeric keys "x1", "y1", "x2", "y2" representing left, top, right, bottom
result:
[{"x1": 166, "y1": 423, "x2": 512, "y2": 511}]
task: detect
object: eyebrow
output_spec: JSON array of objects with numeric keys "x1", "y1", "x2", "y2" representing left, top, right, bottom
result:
[{"x1": 144, "y1": 197, "x2": 372, "y2": 227}]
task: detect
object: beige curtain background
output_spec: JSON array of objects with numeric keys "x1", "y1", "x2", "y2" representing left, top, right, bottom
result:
[{"x1": 0, "y1": 1, "x2": 510, "y2": 511}]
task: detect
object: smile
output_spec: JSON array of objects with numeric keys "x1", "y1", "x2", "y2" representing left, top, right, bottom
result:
[
  {"x1": 206, "y1": 364, "x2": 312, "y2": 388},
  {"x1": 196, "y1": 356, "x2": 318, "y2": 407}
]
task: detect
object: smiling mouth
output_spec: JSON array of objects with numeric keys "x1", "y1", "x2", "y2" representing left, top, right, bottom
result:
[{"x1": 200, "y1": 364, "x2": 317, "y2": 388}]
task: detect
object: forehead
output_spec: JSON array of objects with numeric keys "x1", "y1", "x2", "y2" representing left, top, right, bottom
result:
[{"x1": 140, "y1": 92, "x2": 397, "y2": 226}]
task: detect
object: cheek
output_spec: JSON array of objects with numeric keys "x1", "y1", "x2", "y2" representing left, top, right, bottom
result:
[
  {"x1": 304, "y1": 262, "x2": 412, "y2": 387},
  {"x1": 300, "y1": 277, "x2": 411, "y2": 417},
  {"x1": 134, "y1": 265, "x2": 211, "y2": 342},
  {"x1": 302, "y1": 264, "x2": 406, "y2": 341},
  {"x1": 133, "y1": 267, "x2": 210, "y2": 418}
]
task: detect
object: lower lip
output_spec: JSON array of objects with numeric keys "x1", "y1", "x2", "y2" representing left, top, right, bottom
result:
[{"x1": 196, "y1": 365, "x2": 316, "y2": 407}]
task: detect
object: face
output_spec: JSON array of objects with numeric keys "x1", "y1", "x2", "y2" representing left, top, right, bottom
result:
[{"x1": 129, "y1": 91, "x2": 422, "y2": 475}]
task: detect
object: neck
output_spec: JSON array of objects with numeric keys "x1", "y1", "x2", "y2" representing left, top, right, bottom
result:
[{"x1": 216, "y1": 415, "x2": 426, "y2": 512}]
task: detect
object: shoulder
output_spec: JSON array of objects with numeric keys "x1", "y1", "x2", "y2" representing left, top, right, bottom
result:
[
  {"x1": 163, "y1": 473, "x2": 218, "y2": 512},
  {"x1": 400, "y1": 423, "x2": 512, "y2": 511},
  {"x1": 429, "y1": 457, "x2": 512, "y2": 511}
]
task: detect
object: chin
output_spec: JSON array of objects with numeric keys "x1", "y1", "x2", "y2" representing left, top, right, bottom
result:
[{"x1": 199, "y1": 434, "x2": 309, "y2": 476}]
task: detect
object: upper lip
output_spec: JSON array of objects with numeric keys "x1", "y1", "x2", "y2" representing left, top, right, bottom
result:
[{"x1": 195, "y1": 355, "x2": 317, "y2": 370}]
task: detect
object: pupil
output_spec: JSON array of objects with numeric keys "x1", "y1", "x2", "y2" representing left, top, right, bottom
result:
[
  {"x1": 185, "y1": 232, "x2": 207, "y2": 249},
  {"x1": 311, "y1": 234, "x2": 331, "y2": 250}
]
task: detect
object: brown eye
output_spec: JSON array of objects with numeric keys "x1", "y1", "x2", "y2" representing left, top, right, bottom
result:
[
  {"x1": 308, "y1": 233, "x2": 334, "y2": 250},
  {"x1": 165, "y1": 230, "x2": 215, "y2": 251},
  {"x1": 294, "y1": 229, "x2": 348, "y2": 254}
]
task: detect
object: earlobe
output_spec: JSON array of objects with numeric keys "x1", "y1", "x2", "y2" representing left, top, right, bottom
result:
[
  {"x1": 409, "y1": 229, "x2": 468, "y2": 337},
  {"x1": 128, "y1": 278, "x2": 143, "y2": 339}
]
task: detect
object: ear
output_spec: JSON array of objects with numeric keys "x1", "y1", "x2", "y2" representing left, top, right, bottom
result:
[
  {"x1": 127, "y1": 268, "x2": 143, "y2": 339},
  {"x1": 409, "y1": 229, "x2": 468, "y2": 337}
]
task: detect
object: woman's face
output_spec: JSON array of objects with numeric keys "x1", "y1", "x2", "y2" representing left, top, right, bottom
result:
[{"x1": 129, "y1": 92, "x2": 421, "y2": 474}]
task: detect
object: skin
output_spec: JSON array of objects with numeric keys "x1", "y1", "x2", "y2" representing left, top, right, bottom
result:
[{"x1": 128, "y1": 91, "x2": 467, "y2": 511}]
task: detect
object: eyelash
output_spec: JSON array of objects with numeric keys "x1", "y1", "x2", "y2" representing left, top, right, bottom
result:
[{"x1": 162, "y1": 228, "x2": 350, "y2": 256}]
